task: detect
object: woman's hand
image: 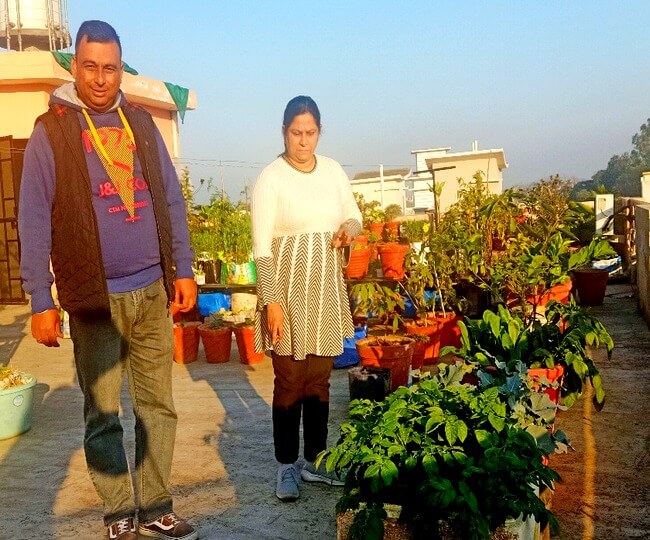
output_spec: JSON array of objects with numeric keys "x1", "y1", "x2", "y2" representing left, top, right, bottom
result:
[
  {"x1": 266, "y1": 302, "x2": 284, "y2": 345},
  {"x1": 331, "y1": 225, "x2": 353, "y2": 248}
]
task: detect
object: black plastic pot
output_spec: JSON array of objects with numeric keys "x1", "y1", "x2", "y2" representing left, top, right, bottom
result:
[{"x1": 348, "y1": 366, "x2": 391, "y2": 401}]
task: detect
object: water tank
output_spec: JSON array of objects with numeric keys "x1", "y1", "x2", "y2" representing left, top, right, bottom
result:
[{"x1": 0, "y1": 0, "x2": 70, "y2": 51}]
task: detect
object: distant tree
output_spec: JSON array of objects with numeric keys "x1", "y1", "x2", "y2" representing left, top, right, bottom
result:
[{"x1": 574, "y1": 118, "x2": 650, "y2": 197}]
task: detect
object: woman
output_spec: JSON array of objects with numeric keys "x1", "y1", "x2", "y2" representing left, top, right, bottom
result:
[{"x1": 251, "y1": 96, "x2": 362, "y2": 501}]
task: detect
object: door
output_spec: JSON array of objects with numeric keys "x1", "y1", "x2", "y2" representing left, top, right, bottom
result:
[{"x1": 0, "y1": 135, "x2": 27, "y2": 304}]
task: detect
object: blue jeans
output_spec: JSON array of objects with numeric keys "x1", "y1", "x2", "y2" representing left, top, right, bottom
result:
[{"x1": 69, "y1": 279, "x2": 177, "y2": 525}]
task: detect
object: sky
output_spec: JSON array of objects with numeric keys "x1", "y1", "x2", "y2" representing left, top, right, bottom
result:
[{"x1": 67, "y1": 1, "x2": 650, "y2": 204}]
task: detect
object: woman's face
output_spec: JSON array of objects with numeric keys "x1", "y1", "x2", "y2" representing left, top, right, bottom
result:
[{"x1": 283, "y1": 112, "x2": 320, "y2": 167}]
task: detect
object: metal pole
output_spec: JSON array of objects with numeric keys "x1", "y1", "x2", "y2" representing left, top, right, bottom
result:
[
  {"x1": 14, "y1": 0, "x2": 21, "y2": 51},
  {"x1": 46, "y1": 0, "x2": 54, "y2": 51},
  {"x1": 3, "y1": 0, "x2": 11, "y2": 51},
  {"x1": 379, "y1": 164, "x2": 384, "y2": 208}
]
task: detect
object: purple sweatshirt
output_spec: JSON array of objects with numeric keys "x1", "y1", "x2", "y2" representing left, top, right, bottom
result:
[{"x1": 19, "y1": 82, "x2": 194, "y2": 313}]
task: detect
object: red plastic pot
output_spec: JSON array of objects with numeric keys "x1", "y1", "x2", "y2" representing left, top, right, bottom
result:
[
  {"x1": 198, "y1": 325, "x2": 232, "y2": 363},
  {"x1": 356, "y1": 335, "x2": 414, "y2": 391},
  {"x1": 422, "y1": 312, "x2": 462, "y2": 364},
  {"x1": 233, "y1": 326, "x2": 265, "y2": 365},
  {"x1": 377, "y1": 243, "x2": 409, "y2": 280},
  {"x1": 344, "y1": 246, "x2": 371, "y2": 279},
  {"x1": 528, "y1": 365, "x2": 565, "y2": 405},
  {"x1": 173, "y1": 322, "x2": 201, "y2": 364},
  {"x1": 405, "y1": 320, "x2": 443, "y2": 367}
]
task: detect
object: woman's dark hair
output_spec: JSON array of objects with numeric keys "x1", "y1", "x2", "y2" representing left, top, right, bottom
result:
[
  {"x1": 282, "y1": 96, "x2": 321, "y2": 132},
  {"x1": 75, "y1": 20, "x2": 122, "y2": 56}
]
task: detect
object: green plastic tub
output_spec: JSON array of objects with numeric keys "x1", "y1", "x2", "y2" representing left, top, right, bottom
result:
[{"x1": 0, "y1": 374, "x2": 37, "y2": 440}]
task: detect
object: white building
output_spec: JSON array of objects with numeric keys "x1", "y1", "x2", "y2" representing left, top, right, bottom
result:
[{"x1": 348, "y1": 143, "x2": 508, "y2": 216}]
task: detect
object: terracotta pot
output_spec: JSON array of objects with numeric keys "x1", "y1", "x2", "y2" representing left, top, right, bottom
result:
[
  {"x1": 377, "y1": 243, "x2": 409, "y2": 280},
  {"x1": 573, "y1": 268, "x2": 609, "y2": 306},
  {"x1": 345, "y1": 246, "x2": 371, "y2": 279},
  {"x1": 198, "y1": 324, "x2": 232, "y2": 363},
  {"x1": 356, "y1": 335, "x2": 414, "y2": 391},
  {"x1": 173, "y1": 322, "x2": 201, "y2": 364},
  {"x1": 528, "y1": 364, "x2": 565, "y2": 405},
  {"x1": 404, "y1": 320, "x2": 443, "y2": 368},
  {"x1": 233, "y1": 325, "x2": 265, "y2": 365}
]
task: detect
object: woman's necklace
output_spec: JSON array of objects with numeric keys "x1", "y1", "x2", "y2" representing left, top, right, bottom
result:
[{"x1": 282, "y1": 153, "x2": 317, "y2": 174}]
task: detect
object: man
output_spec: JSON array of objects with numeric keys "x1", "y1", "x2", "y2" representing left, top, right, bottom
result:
[{"x1": 19, "y1": 20, "x2": 198, "y2": 540}]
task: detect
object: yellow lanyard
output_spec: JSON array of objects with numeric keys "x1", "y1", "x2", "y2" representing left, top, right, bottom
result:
[{"x1": 81, "y1": 107, "x2": 136, "y2": 166}]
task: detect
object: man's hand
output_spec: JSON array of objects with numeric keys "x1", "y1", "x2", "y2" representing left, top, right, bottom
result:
[
  {"x1": 31, "y1": 308, "x2": 63, "y2": 347},
  {"x1": 266, "y1": 302, "x2": 283, "y2": 345},
  {"x1": 173, "y1": 278, "x2": 198, "y2": 313},
  {"x1": 331, "y1": 225, "x2": 353, "y2": 248}
]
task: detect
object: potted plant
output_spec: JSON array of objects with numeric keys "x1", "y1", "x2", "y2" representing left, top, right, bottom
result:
[
  {"x1": 350, "y1": 282, "x2": 415, "y2": 391},
  {"x1": 198, "y1": 310, "x2": 234, "y2": 364},
  {"x1": 443, "y1": 300, "x2": 613, "y2": 410},
  {"x1": 0, "y1": 366, "x2": 37, "y2": 440},
  {"x1": 225, "y1": 308, "x2": 266, "y2": 365},
  {"x1": 322, "y1": 363, "x2": 559, "y2": 539},
  {"x1": 193, "y1": 266, "x2": 206, "y2": 286},
  {"x1": 173, "y1": 320, "x2": 202, "y2": 364},
  {"x1": 355, "y1": 193, "x2": 386, "y2": 237},
  {"x1": 569, "y1": 236, "x2": 618, "y2": 306},
  {"x1": 383, "y1": 204, "x2": 403, "y2": 242},
  {"x1": 219, "y1": 202, "x2": 256, "y2": 284},
  {"x1": 345, "y1": 239, "x2": 372, "y2": 280},
  {"x1": 377, "y1": 242, "x2": 409, "y2": 280},
  {"x1": 400, "y1": 219, "x2": 428, "y2": 250},
  {"x1": 401, "y1": 225, "x2": 463, "y2": 365}
]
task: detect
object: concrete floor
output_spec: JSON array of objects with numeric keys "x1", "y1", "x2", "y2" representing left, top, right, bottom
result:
[{"x1": 1, "y1": 282, "x2": 649, "y2": 539}]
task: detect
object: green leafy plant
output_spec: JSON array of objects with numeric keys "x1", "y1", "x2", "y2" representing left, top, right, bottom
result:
[
  {"x1": 384, "y1": 204, "x2": 402, "y2": 222},
  {"x1": 206, "y1": 307, "x2": 255, "y2": 329},
  {"x1": 354, "y1": 193, "x2": 386, "y2": 227},
  {"x1": 443, "y1": 301, "x2": 613, "y2": 409},
  {"x1": 188, "y1": 195, "x2": 253, "y2": 266},
  {"x1": 490, "y1": 232, "x2": 617, "y2": 323},
  {"x1": 321, "y1": 364, "x2": 559, "y2": 539},
  {"x1": 400, "y1": 219, "x2": 429, "y2": 244},
  {"x1": 350, "y1": 282, "x2": 404, "y2": 333}
]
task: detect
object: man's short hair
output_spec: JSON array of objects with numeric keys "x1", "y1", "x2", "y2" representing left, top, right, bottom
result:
[{"x1": 75, "y1": 20, "x2": 122, "y2": 56}]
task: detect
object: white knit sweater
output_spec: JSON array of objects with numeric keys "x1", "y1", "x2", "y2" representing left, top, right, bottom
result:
[{"x1": 250, "y1": 154, "x2": 362, "y2": 359}]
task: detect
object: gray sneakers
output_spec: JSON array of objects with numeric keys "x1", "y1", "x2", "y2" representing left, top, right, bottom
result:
[
  {"x1": 301, "y1": 460, "x2": 345, "y2": 486},
  {"x1": 276, "y1": 463, "x2": 300, "y2": 501}
]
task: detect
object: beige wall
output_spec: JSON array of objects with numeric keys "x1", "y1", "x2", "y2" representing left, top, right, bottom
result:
[
  {"x1": 351, "y1": 177, "x2": 405, "y2": 210},
  {"x1": 416, "y1": 152, "x2": 505, "y2": 213},
  {"x1": 0, "y1": 51, "x2": 195, "y2": 159},
  {"x1": 0, "y1": 84, "x2": 51, "y2": 138}
]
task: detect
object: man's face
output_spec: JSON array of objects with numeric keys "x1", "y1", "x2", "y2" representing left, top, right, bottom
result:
[{"x1": 71, "y1": 36, "x2": 123, "y2": 112}]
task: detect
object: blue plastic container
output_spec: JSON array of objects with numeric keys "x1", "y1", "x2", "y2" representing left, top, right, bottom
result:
[
  {"x1": 334, "y1": 325, "x2": 367, "y2": 369},
  {"x1": 197, "y1": 292, "x2": 232, "y2": 317},
  {"x1": 0, "y1": 375, "x2": 37, "y2": 440},
  {"x1": 402, "y1": 290, "x2": 438, "y2": 317}
]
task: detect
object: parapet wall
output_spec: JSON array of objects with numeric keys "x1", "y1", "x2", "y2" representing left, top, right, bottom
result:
[{"x1": 636, "y1": 204, "x2": 650, "y2": 327}]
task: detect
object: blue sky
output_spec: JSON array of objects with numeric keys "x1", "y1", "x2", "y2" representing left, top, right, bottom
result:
[{"x1": 68, "y1": 1, "x2": 650, "y2": 203}]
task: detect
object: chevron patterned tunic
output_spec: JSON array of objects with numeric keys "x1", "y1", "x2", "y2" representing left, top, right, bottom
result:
[{"x1": 251, "y1": 155, "x2": 362, "y2": 360}]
